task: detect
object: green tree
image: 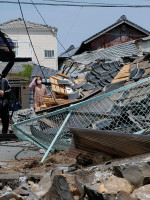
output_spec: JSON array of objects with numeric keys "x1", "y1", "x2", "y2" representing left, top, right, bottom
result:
[{"x1": 17, "y1": 64, "x2": 33, "y2": 81}]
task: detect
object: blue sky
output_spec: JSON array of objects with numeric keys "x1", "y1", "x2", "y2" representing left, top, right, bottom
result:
[{"x1": 0, "y1": 0, "x2": 150, "y2": 55}]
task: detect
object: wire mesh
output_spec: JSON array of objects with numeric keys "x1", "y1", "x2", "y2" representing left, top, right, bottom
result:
[
  {"x1": 14, "y1": 110, "x2": 72, "y2": 151},
  {"x1": 13, "y1": 77, "x2": 150, "y2": 159}
]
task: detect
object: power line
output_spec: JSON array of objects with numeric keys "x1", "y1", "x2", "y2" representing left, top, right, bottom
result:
[
  {"x1": 63, "y1": 7, "x2": 83, "y2": 42},
  {"x1": 0, "y1": 1, "x2": 150, "y2": 7},
  {"x1": 42, "y1": 0, "x2": 127, "y2": 6},
  {"x1": 30, "y1": 0, "x2": 73, "y2": 59},
  {"x1": 17, "y1": 0, "x2": 41, "y2": 67},
  {"x1": 18, "y1": 0, "x2": 57, "y2": 104}
]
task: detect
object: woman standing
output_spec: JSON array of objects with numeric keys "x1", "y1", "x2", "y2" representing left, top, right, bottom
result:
[{"x1": 29, "y1": 76, "x2": 48, "y2": 112}]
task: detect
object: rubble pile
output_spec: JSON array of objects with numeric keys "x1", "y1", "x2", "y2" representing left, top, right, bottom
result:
[
  {"x1": 7, "y1": 36, "x2": 150, "y2": 199},
  {"x1": 1, "y1": 152, "x2": 150, "y2": 199},
  {"x1": 42, "y1": 60, "x2": 124, "y2": 110},
  {"x1": 12, "y1": 108, "x2": 37, "y2": 123},
  {"x1": 41, "y1": 53, "x2": 150, "y2": 112}
]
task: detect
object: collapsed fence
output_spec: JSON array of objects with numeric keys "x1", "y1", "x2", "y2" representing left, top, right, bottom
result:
[{"x1": 13, "y1": 76, "x2": 150, "y2": 162}]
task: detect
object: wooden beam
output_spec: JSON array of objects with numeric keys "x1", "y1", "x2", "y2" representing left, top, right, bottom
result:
[
  {"x1": 43, "y1": 98, "x2": 72, "y2": 104},
  {"x1": 40, "y1": 118, "x2": 58, "y2": 128},
  {"x1": 50, "y1": 76, "x2": 62, "y2": 80},
  {"x1": 112, "y1": 78, "x2": 129, "y2": 83},
  {"x1": 57, "y1": 72, "x2": 70, "y2": 79},
  {"x1": 112, "y1": 64, "x2": 130, "y2": 83}
]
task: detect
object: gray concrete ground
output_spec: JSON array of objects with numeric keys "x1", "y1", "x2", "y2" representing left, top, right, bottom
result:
[
  {"x1": 0, "y1": 123, "x2": 43, "y2": 161},
  {"x1": 0, "y1": 140, "x2": 43, "y2": 161}
]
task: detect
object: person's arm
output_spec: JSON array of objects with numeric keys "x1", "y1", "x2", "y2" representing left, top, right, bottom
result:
[
  {"x1": 4, "y1": 79, "x2": 11, "y2": 96},
  {"x1": 44, "y1": 86, "x2": 48, "y2": 95},
  {"x1": 29, "y1": 77, "x2": 36, "y2": 89},
  {"x1": 0, "y1": 78, "x2": 11, "y2": 97}
]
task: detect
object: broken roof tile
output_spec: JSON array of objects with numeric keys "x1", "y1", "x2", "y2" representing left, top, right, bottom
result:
[{"x1": 133, "y1": 68, "x2": 145, "y2": 81}]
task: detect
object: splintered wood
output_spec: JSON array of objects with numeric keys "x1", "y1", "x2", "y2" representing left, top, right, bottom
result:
[
  {"x1": 111, "y1": 64, "x2": 130, "y2": 83},
  {"x1": 56, "y1": 72, "x2": 70, "y2": 79},
  {"x1": 41, "y1": 73, "x2": 72, "y2": 110},
  {"x1": 43, "y1": 98, "x2": 72, "y2": 104},
  {"x1": 50, "y1": 76, "x2": 68, "y2": 96}
]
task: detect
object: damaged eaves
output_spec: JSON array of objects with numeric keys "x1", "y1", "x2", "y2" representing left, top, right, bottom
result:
[
  {"x1": 70, "y1": 127, "x2": 150, "y2": 157},
  {"x1": 57, "y1": 42, "x2": 137, "y2": 101},
  {"x1": 32, "y1": 64, "x2": 57, "y2": 81},
  {"x1": 58, "y1": 37, "x2": 150, "y2": 99},
  {"x1": 36, "y1": 37, "x2": 150, "y2": 114},
  {"x1": 63, "y1": 40, "x2": 140, "y2": 67}
]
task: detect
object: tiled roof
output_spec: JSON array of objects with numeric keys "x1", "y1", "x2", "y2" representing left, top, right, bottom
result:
[
  {"x1": 0, "y1": 18, "x2": 57, "y2": 33},
  {"x1": 0, "y1": 61, "x2": 33, "y2": 74},
  {"x1": 31, "y1": 64, "x2": 57, "y2": 79},
  {"x1": 59, "y1": 47, "x2": 80, "y2": 58},
  {"x1": 83, "y1": 15, "x2": 150, "y2": 44},
  {"x1": 71, "y1": 40, "x2": 139, "y2": 65}
]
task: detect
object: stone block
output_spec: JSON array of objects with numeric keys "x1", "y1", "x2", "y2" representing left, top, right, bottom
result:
[
  {"x1": 43, "y1": 175, "x2": 74, "y2": 200},
  {"x1": 131, "y1": 184, "x2": 150, "y2": 200},
  {"x1": 99, "y1": 175, "x2": 132, "y2": 194}
]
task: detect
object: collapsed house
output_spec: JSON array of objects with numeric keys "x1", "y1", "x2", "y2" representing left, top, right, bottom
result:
[
  {"x1": 11, "y1": 16, "x2": 150, "y2": 164},
  {"x1": 13, "y1": 38, "x2": 150, "y2": 164},
  {"x1": 58, "y1": 14, "x2": 150, "y2": 70},
  {"x1": 2, "y1": 16, "x2": 150, "y2": 200},
  {"x1": 39, "y1": 38, "x2": 144, "y2": 112}
]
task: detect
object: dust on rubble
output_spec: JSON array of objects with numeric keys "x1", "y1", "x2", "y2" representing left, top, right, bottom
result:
[
  {"x1": 0, "y1": 148, "x2": 116, "y2": 174},
  {"x1": 0, "y1": 149, "x2": 76, "y2": 174}
]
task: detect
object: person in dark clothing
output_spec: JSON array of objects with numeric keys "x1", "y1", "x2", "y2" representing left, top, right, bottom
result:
[{"x1": 0, "y1": 72, "x2": 11, "y2": 134}]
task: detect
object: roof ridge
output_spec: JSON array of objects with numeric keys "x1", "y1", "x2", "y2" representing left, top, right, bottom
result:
[
  {"x1": 116, "y1": 15, "x2": 127, "y2": 22},
  {"x1": 0, "y1": 18, "x2": 57, "y2": 32},
  {"x1": 83, "y1": 15, "x2": 150, "y2": 45}
]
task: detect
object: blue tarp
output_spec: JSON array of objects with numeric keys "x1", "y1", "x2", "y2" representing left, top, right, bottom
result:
[{"x1": 0, "y1": 31, "x2": 14, "y2": 48}]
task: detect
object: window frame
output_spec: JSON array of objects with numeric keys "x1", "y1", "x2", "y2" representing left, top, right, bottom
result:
[
  {"x1": 44, "y1": 50, "x2": 55, "y2": 59},
  {"x1": 13, "y1": 41, "x2": 19, "y2": 56}
]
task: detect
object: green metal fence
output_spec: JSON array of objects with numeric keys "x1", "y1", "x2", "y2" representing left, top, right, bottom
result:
[{"x1": 13, "y1": 77, "x2": 150, "y2": 162}]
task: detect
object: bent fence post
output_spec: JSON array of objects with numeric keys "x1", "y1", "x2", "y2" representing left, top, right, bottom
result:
[{"x1": 41, "y1": 110, "x2": 72, "y2": 163}]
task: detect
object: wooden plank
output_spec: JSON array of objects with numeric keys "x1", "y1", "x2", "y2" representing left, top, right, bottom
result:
[
  {"x1": 50, "y1": 76, "x2": 69, "y2": 96},
  {"x1": 50, "y1": 77, "x2": 62, "y2": 85},
  {"x1": 74, "y1": 78, "x2": 86, "y2": 84},
  {"x1": 50, "y1": 76, "x2": 62, "y2": 80},
  {"x1": 45, "y1": 102, "x2": 51, "y2": 107},
  {"x1": 112, "y1": 64, "x2": 130, "y2": 83},
  {"x1": 57, "y1": 72, "x2": 70, "y2": 79},
  {"x1": 114, "y1": 74, "x2": 130, "y2": 79},
  {"x1": 114, "y1": 72, "x2": 130, "y2": 76},
  {"x1": 40, "y1": 105, "x2": 47, "y2": 109},
  {"x1": 118, "y1": 68, "x2": 129, "y2": 72},
  {"x1": 50, "y1": 82, "x2": 65, "y2": 87},
  {"x1": 112, "y1": 77, "x2": 129, "y2": 83},
  {"x1": 40, "y1": 118, "x2": 57, "y2": 128},
  {"x1": 51, "y1": 85, "x2": 68, "y2": 96},
  {"x1": 43, "y1": 95, "x2": 53, "y2": 98},
  {"x1": 43, "y1": 98, "x2": 72, "y2": 104}
]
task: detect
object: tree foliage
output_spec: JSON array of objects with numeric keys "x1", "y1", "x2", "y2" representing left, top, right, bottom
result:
[{"x1": 17, "y1": 64, "x2": 33, "y2": 81}]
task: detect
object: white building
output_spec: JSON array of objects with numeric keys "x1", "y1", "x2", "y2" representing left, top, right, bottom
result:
[{"x1": 0, "y1": 18, "x2": 58, "y2": 70}]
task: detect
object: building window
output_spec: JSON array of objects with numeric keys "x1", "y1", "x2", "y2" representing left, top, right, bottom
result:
[
  {"x1": 13, "y1": 42, "x2": 19, "y2": 56},
  {"x1": 44, "y1": 50, "x2": 54, "y2": 58}
]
